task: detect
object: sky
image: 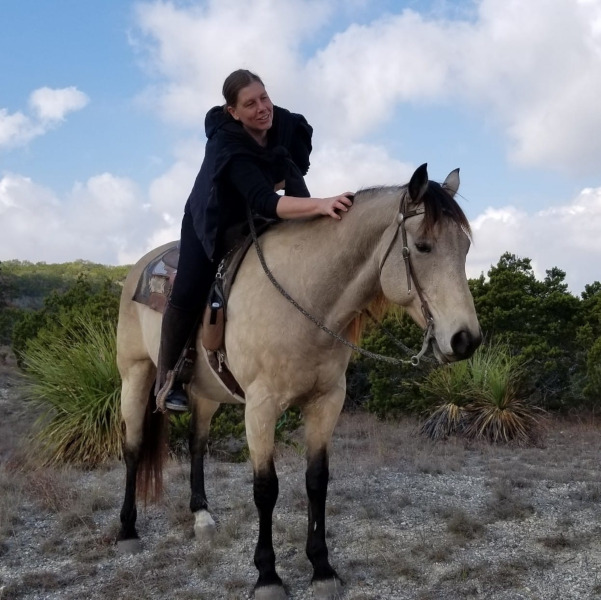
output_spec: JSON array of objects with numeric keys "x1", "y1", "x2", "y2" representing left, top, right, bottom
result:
[{"x1": 1, "y1": 0, "x2": 601, "y2": 295}]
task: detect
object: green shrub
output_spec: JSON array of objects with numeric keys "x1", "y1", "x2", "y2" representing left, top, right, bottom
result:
[
  {"x1": 420, "y1": 343, "x2": 545, "y2": 445},
  {"x1": 359, "y1": 312, "x2": 432, "y2": 418},
  {"x1": 463, "y1": 345, "x2": 545, "y2": 445},
  {"x1": 583, "y1": 336, "x2": 601, "y2": 404},
  {"x1": 12, "y1": 275, "x2": 120, "y2": 366},
  {"x1": 21, "y1": 313, "x2": 122, "y2": 466},
  {"x1": 419, "y1": 360, "x2": 472, "y2": 439}
]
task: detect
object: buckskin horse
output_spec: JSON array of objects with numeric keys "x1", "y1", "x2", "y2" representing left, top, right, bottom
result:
[{"x1": 116, "y1": 164, "x2": 481, "y2": 599}]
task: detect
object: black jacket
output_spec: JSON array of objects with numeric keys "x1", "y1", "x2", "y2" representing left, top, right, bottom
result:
[{"x1": 185, "y1": 105, "x2": 313, "y2": 259}]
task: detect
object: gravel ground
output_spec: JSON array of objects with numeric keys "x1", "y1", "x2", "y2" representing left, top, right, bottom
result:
[{"x1": 2, "y1": 358, "x2": 601, "y2": 600}]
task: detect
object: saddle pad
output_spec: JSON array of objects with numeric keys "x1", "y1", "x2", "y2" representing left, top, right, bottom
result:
[{"x1": 132, "y1": 243, "x2": 179, "y2": 314}]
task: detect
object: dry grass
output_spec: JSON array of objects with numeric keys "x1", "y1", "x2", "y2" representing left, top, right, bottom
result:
[
  {"x1": 484, "y1": 479, "x2": 535, "y2": 521},
  {"x1": 444, "y1": 508, "x2": 486, "y2": 541},
  {"x1": 3, "y1": 374, "x2": 601, "y2": 599}
]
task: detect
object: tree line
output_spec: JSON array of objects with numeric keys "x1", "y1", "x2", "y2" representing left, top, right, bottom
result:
[
  {"x1": 354, "y1": 252, "x2": 601, "y2": 415},
  {"x1": 1, "y1": 251, "x2": 600, "y2": 415}
]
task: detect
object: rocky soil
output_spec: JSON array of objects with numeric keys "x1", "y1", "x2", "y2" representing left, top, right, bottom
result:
[{"x1": 2, "y1": 354, "x2": 601, "y2": 599}]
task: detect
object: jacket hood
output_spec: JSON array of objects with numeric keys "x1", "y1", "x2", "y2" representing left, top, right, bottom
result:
[{"x1": 204, "y1": 106, "x2": 231, "y2": 139}]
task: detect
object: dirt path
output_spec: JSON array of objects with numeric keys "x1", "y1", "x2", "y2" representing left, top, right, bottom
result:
[{"x1": 2, "y1": 357, "x2": 601, "y2": 599}]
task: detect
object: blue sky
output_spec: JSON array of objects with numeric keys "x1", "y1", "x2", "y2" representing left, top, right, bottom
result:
[{"x1": 2, "y1": 0, "x2": 601, "y2": 294}]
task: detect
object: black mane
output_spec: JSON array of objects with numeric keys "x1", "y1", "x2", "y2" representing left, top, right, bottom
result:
[
  {"x1": 356, "y1": 181, "x2": 471, "y2": 237},
  {"x1": 419, "y1": 181, "x2": 471, "y2": 237}
]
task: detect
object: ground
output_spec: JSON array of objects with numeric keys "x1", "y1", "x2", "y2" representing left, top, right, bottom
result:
[{"x1": 2, "y1": 354, "x2": 601, "y2": 600}]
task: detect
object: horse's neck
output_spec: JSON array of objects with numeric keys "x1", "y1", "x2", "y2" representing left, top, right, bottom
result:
[{"x1": 266, "y1": 191, "x2": 398, "y2": 324}]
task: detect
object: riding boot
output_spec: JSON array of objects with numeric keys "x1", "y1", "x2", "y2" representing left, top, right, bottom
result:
[{"x1": 156, "y1": 303, "x2": 198, "y2": 412}]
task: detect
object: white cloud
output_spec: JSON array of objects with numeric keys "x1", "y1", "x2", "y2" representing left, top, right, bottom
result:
[
  {"x1": 0, "y1": 87, "x2": 89, "y2": 149},
  {"x1": 306, "y1": 142, "x2": 414, "y2": 196},
  {"x1": 454, "y1": 0, "x2": 601, "y2": 175},
  {"x1": 0, "y1": 172, "x2": 155, "y2": 265},
  {"x1": 29, "y1": 86, "x2": 89, "y2": 122},
  {"x1": 132, "y1": 0, "x2": 601, "y2": 174},
  {"x1": 133, "y1": 0, "x2": 331, "y2": 127},
  {"x1": 0, "y1": 109, "x2": 43, "y2": 148},
  {"x1": 467, "y1": 187, "x2": 601, "y2": 294}
]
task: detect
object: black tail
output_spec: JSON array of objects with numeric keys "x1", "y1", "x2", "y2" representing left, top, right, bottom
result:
[{"x1": 137, "y1": 386, "x2": 168, "y2": 504}]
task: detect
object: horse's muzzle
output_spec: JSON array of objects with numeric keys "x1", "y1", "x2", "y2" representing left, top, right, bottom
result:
[{"x1": 450, "y1": 329, "x2": 482, "y2": 361}]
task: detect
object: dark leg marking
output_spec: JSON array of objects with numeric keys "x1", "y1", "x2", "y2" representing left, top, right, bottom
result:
[
  {"x1": 253, "y1": 459, "x2": 283, "y2": 590},
  {"x1": 189, "y1": 411, "x2": 209, "y2": 514},
  {"x1": 306, "y1": 448, "x2": 340, "y2": 584},
  {"x1": 117, "y1": 445, "x2": 140, "y2": 542}
]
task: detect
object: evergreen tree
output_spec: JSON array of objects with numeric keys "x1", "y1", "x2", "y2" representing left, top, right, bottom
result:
[
  {"x1": 470, "y1": 252, "x2": 581, "y2": 408},
  {"x1": 12, "y1": 274, "x2": 121, "y2": 366},
  {"x1": 577, "y1": 281, "x2": 601, "y2": 404}
]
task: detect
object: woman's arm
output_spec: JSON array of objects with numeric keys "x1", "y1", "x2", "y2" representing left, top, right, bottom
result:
[
  {"x1": 227, "y1": 157, "x2": 354, "y2": 221},
  {"x1": 276, "y1": 193, "x2": 354, "y2": 220}
]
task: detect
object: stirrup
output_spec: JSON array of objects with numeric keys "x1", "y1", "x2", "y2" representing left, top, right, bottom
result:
[
  {"x1": 157, "y1": 370, "x2": 188, "y2": 412},
  {"x1": 164, "y1": 386, "x2": 189, "y2": 412}
]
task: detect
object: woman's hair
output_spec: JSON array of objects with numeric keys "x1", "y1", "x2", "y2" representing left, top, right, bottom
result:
[{"x1": 222, "y1": 69, "x2": 264, "y2": 111}]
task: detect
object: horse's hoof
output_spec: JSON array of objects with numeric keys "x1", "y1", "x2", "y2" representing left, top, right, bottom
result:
[
  {"x1": 312, "y1": 578, "x2": 344, "y2": 600},
  {"x1": 254, "y1": 584, "x2": 287, "y2": 600},
  {"x1": 193, "y1": 509, "x2": 216, "y2": 541},
  {"x1": 116, "y1": 538, "x2": 143, "y2": 555}
]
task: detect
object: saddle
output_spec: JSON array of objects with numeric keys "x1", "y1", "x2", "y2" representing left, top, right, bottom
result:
[{"x1": 132, "y1": 223, "x2": 272, "y2": 400}]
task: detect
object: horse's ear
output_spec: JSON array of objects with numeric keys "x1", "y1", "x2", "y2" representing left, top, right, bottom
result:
[
  {"x1": 408, "y1": 163, "x2": 429, "y2": 202},
  {"x1": 442, "y1": 168, "x2": 460, "y2": 198}
]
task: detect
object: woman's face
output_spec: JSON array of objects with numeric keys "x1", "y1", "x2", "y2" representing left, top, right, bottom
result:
[{"x1": 227, "y1": 81, "x2": 273, "y2": 140}]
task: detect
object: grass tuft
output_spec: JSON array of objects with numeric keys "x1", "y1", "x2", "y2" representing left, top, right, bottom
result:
[
  {"x1": 419, "y1": 402, "x2": 468, "y2": 441},
  {"x1": 420, "y1": 342, "x2": 546, "y2": 445},
  {"x1": 20, "y1": 313, "x2": 122, "y2": 466}
]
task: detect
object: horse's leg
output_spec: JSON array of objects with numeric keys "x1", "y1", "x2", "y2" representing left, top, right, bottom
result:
[
  {"x1": 189, "y1": 397, "x2": 220, "y2": 540},
  {"x1": 116, "y1": 359, "x2": 155, "y2": 554},
  {"x1": 302, "y1": 385, "x2": 345, "y2": 599},
  {"x1": 246, "y1": 395, "x2": 286, "y2": 600}
]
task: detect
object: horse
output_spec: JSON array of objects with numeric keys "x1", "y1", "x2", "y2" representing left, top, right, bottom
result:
[{"x1": 115, "y1": 163, "x2": 481, "y2": 600}]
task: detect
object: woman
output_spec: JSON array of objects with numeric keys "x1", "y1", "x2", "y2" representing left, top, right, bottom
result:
[{"x1": 157, "y1": 69, "x2": 353, "y2": 411}]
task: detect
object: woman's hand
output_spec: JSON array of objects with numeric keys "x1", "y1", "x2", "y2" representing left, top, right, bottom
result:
[
  {"x1": 317, "y1": 193, "x2": 354, "y2": 220},
  {"x1": 275, "y1": 192, "x2": 355, "y2": 220}
]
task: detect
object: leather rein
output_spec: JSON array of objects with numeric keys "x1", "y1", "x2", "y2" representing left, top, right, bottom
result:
[{"x1": 245, "y1": 192, "x2": 435, "y2": 367}]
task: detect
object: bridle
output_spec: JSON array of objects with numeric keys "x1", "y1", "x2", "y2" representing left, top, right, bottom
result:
[
  {"x1": 378, "y1": 190, "x2": 435, "y2": 340},
  {"x1": 245, "y1": 194, "x2": 435, "y2": 366}
]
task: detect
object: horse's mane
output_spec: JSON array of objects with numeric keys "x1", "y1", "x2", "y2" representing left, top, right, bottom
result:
[
  {"x1": 354, "y1": 181, "x2": 471, "y2": 238},
  {"x1": 347, "y1": 292, "x2": 390, "y2": 345}
]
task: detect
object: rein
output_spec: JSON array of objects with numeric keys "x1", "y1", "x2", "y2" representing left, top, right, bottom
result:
[{"x1": 244, "y1": 194, "x2": 435, "y2": 367}]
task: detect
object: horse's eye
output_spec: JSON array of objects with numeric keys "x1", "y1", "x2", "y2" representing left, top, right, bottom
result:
[{"x1": 415, "y1": 241, "x2": 432, "y2": 253}]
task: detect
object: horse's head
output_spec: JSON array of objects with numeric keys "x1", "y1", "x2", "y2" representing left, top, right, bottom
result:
[{"x1": 378, "y1": 164, "x2": 481, "y2": 363}]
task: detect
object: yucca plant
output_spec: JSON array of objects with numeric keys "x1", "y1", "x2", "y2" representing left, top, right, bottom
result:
[
  {"x1": 420, "y1": 343, "x2": 545, "y2": 445},
  {"x1": 463, "y1": 343, "x2": 545, "y2": 445},
  {"x1": 21, "y1": 312, "x2": 122, "y2": 466},
  {"x1": 419, "y1": 359, "x2": 471, "y2": 440}
]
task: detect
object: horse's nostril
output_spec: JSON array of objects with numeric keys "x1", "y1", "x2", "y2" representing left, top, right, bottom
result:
[{"x1": 451, "y1": 330, "x2": 481, "y2": 359}]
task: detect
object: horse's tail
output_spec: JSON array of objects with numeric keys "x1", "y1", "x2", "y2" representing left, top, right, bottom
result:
[{"x1": 136, "y1": 387, "x2": 168, "y2": 504}]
